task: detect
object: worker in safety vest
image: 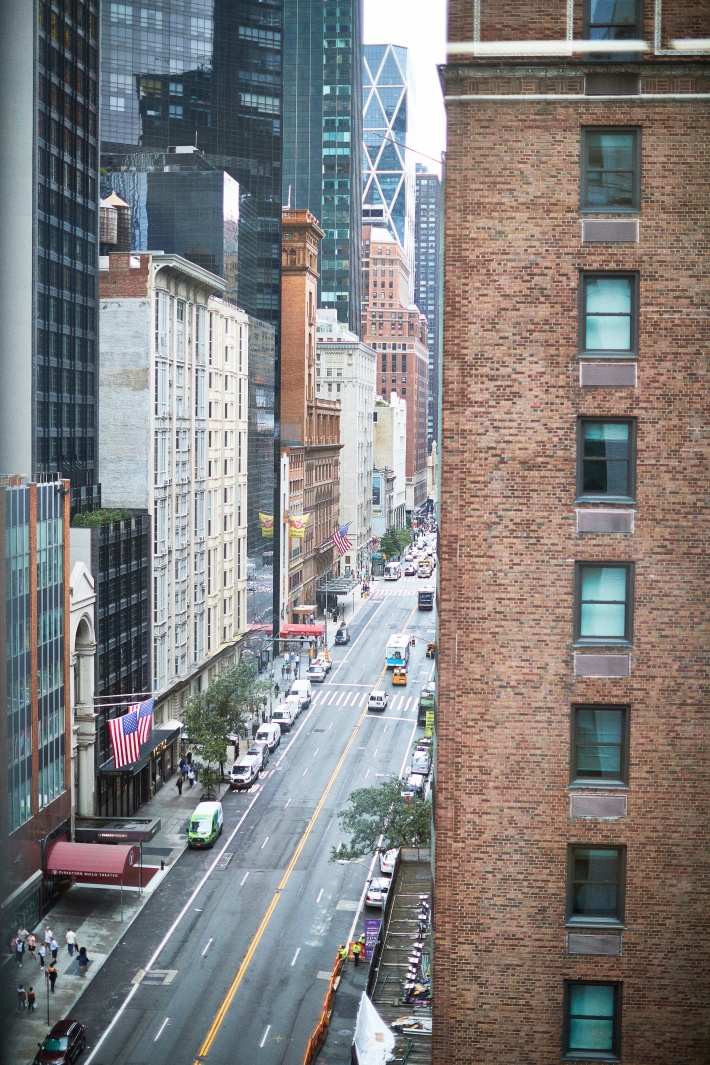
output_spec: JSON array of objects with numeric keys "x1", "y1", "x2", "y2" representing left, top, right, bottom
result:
[{"x1": 351, "y1": 940, "x2": 363, "y2": 967}]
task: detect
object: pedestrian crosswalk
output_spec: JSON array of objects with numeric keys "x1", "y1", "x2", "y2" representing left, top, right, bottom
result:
[
  {"x1": 310, "y1": 688, "x2": 417, "y2": 713},
  {"x1": 369, "y1": 584, "x2": 420, "y2": 599}
]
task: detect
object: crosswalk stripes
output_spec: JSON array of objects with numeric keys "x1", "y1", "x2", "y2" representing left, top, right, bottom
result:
[
  {"x1": 306, "y1": 686, "x2": 418, "y2": 714},
  {"x1": 360, "y1": 692, "x2": 368, "y2": 707},
  {"x1": 336, "y1": 691, "x2": 345, "y2": 706},
  {"x1": 328, "y1": 691, "x2": 337, "y2": 705}
]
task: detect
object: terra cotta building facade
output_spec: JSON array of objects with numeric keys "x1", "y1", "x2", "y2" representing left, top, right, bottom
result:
[{"x1": 435, "y1": 3, "x2": 710, "y2": 1063}]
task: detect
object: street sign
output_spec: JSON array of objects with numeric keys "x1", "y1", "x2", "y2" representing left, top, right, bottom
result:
[
  {"x1": 364, "y1": 918, "x2": 381, "y2": 960},
  {"x1": 425, "y1": 711, "x2": 435, "y2": 737}
]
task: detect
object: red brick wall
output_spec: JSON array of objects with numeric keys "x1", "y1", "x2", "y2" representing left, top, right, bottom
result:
[
  {"x1": 435, "y1": 58, "x2": 710, "y2": 1065},
  {"x1": 99, "y1": 253, "x2": 151, "y2": 298}
]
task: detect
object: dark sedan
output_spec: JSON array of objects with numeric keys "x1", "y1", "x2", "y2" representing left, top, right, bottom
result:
[{"x1": 34, "y1": 1020, "x2": 86, "y2": 1064}]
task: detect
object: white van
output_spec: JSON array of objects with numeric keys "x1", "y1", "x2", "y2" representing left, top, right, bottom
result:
[
  {"x1": 255, "y1": 721, "x2": 281, "y2": 752},
  {"x1": 367, "y1": 690, "x2": 389, "y2": 712},
  {"x1": 289, "y1": 678, "x2": 312, "y2": 710},
  {"x1": 229, "y1": 755, "x2": 260, "y2": 790},
  {"x1": 272, "y1": 698, "x2": 299, "y2": 733}
]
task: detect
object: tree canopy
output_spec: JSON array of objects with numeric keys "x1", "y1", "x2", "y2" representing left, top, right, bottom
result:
[
  {"x1": 329, "y1": 777, "x2": 432, "y2": 862},
  {"x1": 378, "y1": 525, "x2": 411, "y2": 561},
  {"x1": 181, "y1": 658, "x2": 272, "y2": 796}
]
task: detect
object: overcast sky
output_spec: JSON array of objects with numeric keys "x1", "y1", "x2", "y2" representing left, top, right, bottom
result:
[{"x1": 363, "y1": 0, "x2": 447, "y2": 173}]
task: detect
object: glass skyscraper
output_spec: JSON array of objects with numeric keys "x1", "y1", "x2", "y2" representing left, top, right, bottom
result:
[
  {"x1": 363, "y1": 43, "x2": 415, "y2": 278},
  {"x1": 414, "y1": 166, "x2": 443, "y2": 448},
  {"x1": 0, "y1": 0, "x2": 100, "y2": 491},
  {"x1": 100, "y1": 0, "x2": 282, "y2": 627},
  {"x1": 282, "y1": 0, "x2": 363, "y2": 333}
]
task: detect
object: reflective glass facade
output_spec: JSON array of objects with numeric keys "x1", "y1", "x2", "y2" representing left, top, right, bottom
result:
[
  {"x1": 363, "y1": 44, "x2": 414, "y2": 272},
  {"x1": 35, "y1": 0, "x2": 100, "y2": 488},
  {"x1": 414, "y1": 167, "x2": 442, "y2": 448},
  {"x1": 102, "y1": 161, "x2": 258, "y2": 313},
  {"x1": 282, "y1": 0, "x2": 362, "y2": 333},
  {"x1": 101, "y1": 0, "x2": 283, "y2": 629},
  {"x1": 36, "y1": 486, "x2": 66, "y2": 808},
  {"x1": 4, "y1": 487, "x2": 32, "y2": 832}
]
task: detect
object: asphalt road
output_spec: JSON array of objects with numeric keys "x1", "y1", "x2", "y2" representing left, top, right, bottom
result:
[{"x1": 80, "y1": 576, "x2": 436, "y2": 1065}]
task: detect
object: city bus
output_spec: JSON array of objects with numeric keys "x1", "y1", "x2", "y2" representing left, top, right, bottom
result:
[
  {"x1": 384, "y1": 561, "x2": 402, "y2": 580},
  {"x1": 418, "y1": 586, "x2": 435, "y2": 610},
  {"x1": 385, "y1": 634, "x2": 411, "y2": 669}
]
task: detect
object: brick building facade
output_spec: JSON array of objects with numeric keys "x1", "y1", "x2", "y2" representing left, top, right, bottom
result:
[
  {"x1": 362, "y1": 224, "x2": 429, "y2": 511},
  {"x1": 281, "y1": 211, "x2": 342, "y2": 616},
  {"x1": 435, "y1": 4, "x2": 709, "y2": 1063}
]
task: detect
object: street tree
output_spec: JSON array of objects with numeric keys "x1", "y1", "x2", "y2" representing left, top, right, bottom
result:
[
  {"x1": 329, "y1": 777, "x2": 432, "y2": 862},
  {"x1": 379, "y1": 527, "x2": 402, "y2": 561},
  {"x1": 181, "y1": 659, "x2": 272, "y2": 797}
]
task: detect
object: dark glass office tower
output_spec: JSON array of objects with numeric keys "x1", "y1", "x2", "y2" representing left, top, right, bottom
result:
[
  {"x1": 0, "y1": 1, "x2": 100, "y2": 490},
  {"x1": 101, "y1": 0, "x2": 282, "y2": 627},
  {"x1": 282, "y1": 0, "x2": 363, "y2": 333},
  {"x1": 363, "y1": 43, "x2": 414, "y2": 273},
  {"x1": 414, "y1": 166, "x2": 443, "y2": 449}
]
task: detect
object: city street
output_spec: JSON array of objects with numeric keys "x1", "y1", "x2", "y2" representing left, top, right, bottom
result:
[{"x1": 77, "y1": 576, "x2": 435, "y2": 1065}]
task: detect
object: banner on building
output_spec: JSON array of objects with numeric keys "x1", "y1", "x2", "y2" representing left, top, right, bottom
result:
[
  {"x1": 289, "y1": 514, "x2": 310, "y2": 539},
  {"x1": 259, "y1": 513, "x2": 274, "y2": 539}
]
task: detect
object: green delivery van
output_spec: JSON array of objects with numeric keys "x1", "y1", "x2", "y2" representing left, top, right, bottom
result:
[{"x1": 187, "y1": 801, "x2": 223, "y2": 849}]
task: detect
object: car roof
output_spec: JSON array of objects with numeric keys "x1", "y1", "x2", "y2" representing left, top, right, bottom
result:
[
  {"x1": 370, "y1": 689, "x2": 386, "y2": 697},
  {"x1": 48, "y1": 1019, "x2": 77, "y2": 1035}
]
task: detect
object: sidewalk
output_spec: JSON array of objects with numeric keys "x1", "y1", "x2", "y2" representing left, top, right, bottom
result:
[{"x1": 2, "y1": 773, "x2": 228, "y2": 1065}]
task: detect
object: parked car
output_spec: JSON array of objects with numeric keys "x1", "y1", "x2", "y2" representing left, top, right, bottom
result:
[
  {"x1": 312, "y1": 655, "x2": 332, "y2": 673},
  {"x1": 402, "y1": 772, "x2": 427, "y2": 804},
  {"x1": 306, "y1": 663, "x2": 327, "y2": 683},
  {"x1": 404, "y1": 563, "x2": 417, "y2": 576},
  {"x1": 334, "y1": 624, "x2": 350, "y2": 645},
  {"x1": 365, "y1": 876, "x2": 391, "y2": 909},
  {"x1": 187, "y1": 801, "x2": 224, "y2": 848},
  {"x1": 410, "y1": 749, "x2": 431, "y2": 775},
  {"x1": 379, "y1": 847, "x2": 399, "y2": 876},
  {"x1": 33, "y1": 1020, "x2": 86, "y2": 1065},
  {"x1": 367, "y1": 690, "x2": 389, "y2": 711},
  {"x1": 247, "y1": 741, "x2": 270, "y2": 768}
]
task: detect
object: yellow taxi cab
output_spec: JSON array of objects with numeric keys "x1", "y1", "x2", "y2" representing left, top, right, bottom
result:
[{"x1": 392, "y1": 667, "x2": 408, "y2": 686}]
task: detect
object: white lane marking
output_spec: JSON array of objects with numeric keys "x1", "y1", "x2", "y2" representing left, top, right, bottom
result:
[
  {"x1": 316, "y1": 888, "x2": 324, "y2": 904},
  {"x1": 336, "y1": 691, "x2": 345, "y2": 705},
  {"x1": 360, "y1": 692, "x2": 368, "y2": 707},
  {"x1": 312, "y1": 692, "x2": 324, "y2": 705},
  {"x1": 201, "y1": 938, "x2": 213, "y2": 957},
  {"x1": 364, "y1": 768, "x2": 370, "y2": 779},
  {"x1": 154, "y1": 1018, "x2": 170, "y2": 1042},
  {"x1": 284, "y1": 798, "x2": 291, "y2": 809},
  {"x1": 373, "y1": 749, "x2": 378, "y2": 758},
  {"x1": 261, "y1": 836, "x2": 269, "y2": 850},
  {"x1": 404, "y1": 697, "x2": 413, "y2": 713},
  {"x1": 291, "y1": 947, "x2": 301, "y2": 967},
  {"x1": 328, "y1": 691, "x2": 337, "y2": 705},
  {"x1": 313, "y1": 747, "x2": 319, "y2": 758},
  {"x1": 260, "y1": 1025, "x2": 271, "y2": 1048},
  {"x1": 240, "y1": 871, "x2": 250, "y2": 886},
  {"x1": 383, "y1": 724, "x2": 388, "y2": 733},
  {"x1": 303, "y1": 766, "x2": 309, "y2": 777},
  {"x1": 341, "y1": 692, "x2": 351, "y2": 707},
  {"x1": 390, "y1": 696, "x2": 399, "y2": 711},
  {"x1": 328, "y1": 721, "x2": 334, "y2": 730}
]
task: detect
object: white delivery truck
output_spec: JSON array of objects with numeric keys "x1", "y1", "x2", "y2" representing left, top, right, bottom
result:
[{"x1": 385, "y1": 634, "x2": 411, "y2": 670}]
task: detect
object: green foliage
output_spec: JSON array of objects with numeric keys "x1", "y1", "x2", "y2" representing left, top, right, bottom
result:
[
  {"x1": 395, "y1": 526, "x2": 412, "y2": 552},
  {"x1": 378, "y1": 527, "x2": 401, "y2": 561},
  {"x1": 181, "y1": 659, "x2": 272, "y2": 793},
  {"x1": 329, "y1": 777, "x2": 432, "y2": 862},
  {"x1": 71, "y1": 509, "x2": 132, "y2": 528}
]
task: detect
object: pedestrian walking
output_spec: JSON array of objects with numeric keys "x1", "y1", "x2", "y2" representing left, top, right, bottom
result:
[
  {"x1": 38, "y1": 944, "x2": 46, "y2": 968},
  {"x1": 182, "y1": 759, "x2": 189, "y2": 779},
  {"x1": 15, "y1": 937, "x2": 24, "y2": 966},
  {"x1": 27, "y1": 933, "x2": 36, "y2": 960},
  {"x1": 187, "y1": 766, "x2": 195, "y2": 788},
  {"x1": 50, "y1": 937, "x2": 59, "y2": 961},
  {"x1": 175, "y1": 774, "x2": 183, "y2": 796},
  {"x1": 78, "y1": 947, "x2": 89, "y2": 976},
  {"x1": 17, "y1": 925, "x2": 29, "y2": 944},
  {"x1": 352, "y1": 939, "x2": 363, "y2": 967},
  {"x1": 280, "y1": 662, "x2": 285, "y2": 679},
  {"x1": 274, "y1": 682, "x2": 280, "y2": 698},
  {"x1": 45, "y1": 963, "x2": 58, "y2": 994},
  {"x1": 65, "y1": 930, "x2": 76, "y2": 957},
  {"x1": 17, "y1": 985, "x2": 26, "y2": 1012},
  {"x1": 43, "y1": 926, "x2": 53, "y2": 949},
  {"x1": 27, "y1": 986, "x2": 36, "y2": 1011}
]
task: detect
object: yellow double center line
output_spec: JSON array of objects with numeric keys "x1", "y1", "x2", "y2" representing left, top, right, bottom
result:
[{"x1": 195, "y1": 602, "x2": 419, "y2": 1061}]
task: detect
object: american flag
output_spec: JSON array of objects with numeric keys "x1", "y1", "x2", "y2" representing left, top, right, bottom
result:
[
  {"x1": 130, "y1": 697, "x2": 155, "y2": 744},
  {"x1": 108, "y1": 709, "x2": 141, "y2": 769},
  {"x1": 332, "y1": 523, "x2": 353, "y2": 556}
]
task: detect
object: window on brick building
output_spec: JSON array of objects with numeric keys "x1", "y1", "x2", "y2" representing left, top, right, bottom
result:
[
  {"x1": 574, "y1": 563, "x2": 633, "y2": 644},
  {"x1": 580, "y1": 274, "x2": 638, "y2": 356},
  {"x1": 571, "y1": 705, "x2": 629, "y2": 785},
  {"x1": 564, "y1": 982, "x2": 622, "y2": 1060},
  {"x1": 577, "y1": 419, "x2": 636, "y2": 501},
  {"x1": 581, "y1": 128, "x2": 640, "y2": 211},
  {"x1": 567, "y1": 846, "x2": 625, "y2": 925},
  {"x1": 583, "y1": 0, "x2": 641, "y2": 48}
]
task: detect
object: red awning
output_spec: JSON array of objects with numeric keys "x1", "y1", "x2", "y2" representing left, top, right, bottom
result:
[
  {"x1": 280, "y1": 624, "x2": 325, "y2": 637},
  {"x1": 46, "y1": 841, "x2": 141, "y2": 882}
]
